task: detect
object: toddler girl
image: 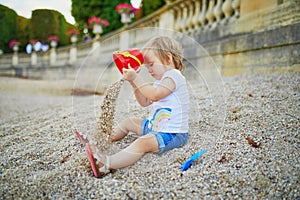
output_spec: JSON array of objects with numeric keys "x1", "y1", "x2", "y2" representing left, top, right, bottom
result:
[{"x1": 77, "y1": 36, "x2": 190, "y2": 178}]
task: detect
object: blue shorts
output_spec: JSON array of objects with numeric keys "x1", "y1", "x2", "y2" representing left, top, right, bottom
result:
[{"x1": 141, "y1": 118, "x2": 188, "y2": 154}]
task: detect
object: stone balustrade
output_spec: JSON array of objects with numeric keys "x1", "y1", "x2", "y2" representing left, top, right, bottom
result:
[
  {"x1": 0, "y1": 0, "x2": 299, "y2": 77},
  {"x1": 0, "y1": 0, "x2": 240, "y2": 67}
]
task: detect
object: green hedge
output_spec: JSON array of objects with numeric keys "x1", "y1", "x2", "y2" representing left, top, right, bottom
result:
[
  {"x1": 142, "y1": 0, "x2": 165, "y2": 16},
  {"x1": 16, "y1": 16, "x2": 30, "y2": 53},
  {"x1": 0, "y1": 5, "x2": 17, "y2": 53},
  {"x1": 30, "y1": 9, "x2": 68, "y2": 46},
  {"x1": 0, "y1": 6, "x2": 75, "y2": 53}
]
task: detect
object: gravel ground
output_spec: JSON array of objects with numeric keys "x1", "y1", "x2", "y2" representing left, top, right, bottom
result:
[{"x1": 0, "y1": 72, "x2": 299, "y2": 199}]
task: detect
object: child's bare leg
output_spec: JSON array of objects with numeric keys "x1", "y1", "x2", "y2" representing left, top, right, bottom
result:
[
  {"x1": 110, "y1": 117, "x2": 142, "y2": 142},
  {"x1": 86, "y1": 133, "x2": 158, "y2": 177},
  {"x1": 109, "y1": 134, "x2": 159, "y2": 169}
]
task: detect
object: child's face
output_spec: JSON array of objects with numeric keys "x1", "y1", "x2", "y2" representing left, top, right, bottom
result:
[{"x1": 143, "y1": 50, "x2": 167, "y2": 80}]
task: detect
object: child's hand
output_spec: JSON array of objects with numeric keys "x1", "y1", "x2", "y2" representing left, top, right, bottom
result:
[{"x1": 122, "y1": 65, "x2": 137, "y2": 81}]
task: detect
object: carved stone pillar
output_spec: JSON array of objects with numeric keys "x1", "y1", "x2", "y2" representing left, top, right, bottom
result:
[
  {"x1": 232, "y1": 0, "x2": 241, "y2": 18},
  {"x1": 174, "y1": 6, "x2": 182, "y2": 31},
  {"x1": 69, "y1": 47, "x2": 77, "y2": 65},
  {"x1": 180, "y1": 3, "x2": 188, "y2": 32},
  {"x1": 206, "y1": 0, "x2": 215, "y2": 26},
  {"x1": 199, "y1": 0, "x2": 208, "y2": 27},
  {"x1": 49, "y1": 42, "x2": 57, "y2": 66},
  {"x1": 186, "y1": 1, "x2": 195, "y2": 31},
  {"x1": 12, "y1": 45, "x2": 19, "y2": 67},
  {"x1": 214, "y1": 0, "x2": 223, "y2": 22},
  {"x1": 31, "y1": 51, "x2": 37, "y2": 66},
  {"x1": 159, "y1": 9, "x2": 175, "y2": 30},
  {"x1": 222, "y1": 0, "x2": 233, "y2": 19},
  {"x1": 192, "y1": 0, "x2": 201, "y2": 29}
]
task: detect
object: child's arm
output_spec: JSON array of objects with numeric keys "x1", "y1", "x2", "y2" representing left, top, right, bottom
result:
[
  {"x1": 128, "y1": 80, "x2": 152, "y2": 107},
  {"x1": 123, "y1": 68, "x2": 175, "y2": 102},
  {"x1": 133, "y1": 76, "x2": 175, "y2": 102}
]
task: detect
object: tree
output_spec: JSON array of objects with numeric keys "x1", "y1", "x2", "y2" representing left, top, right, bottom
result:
[
  {"x1": 30, "y1": 9, "x2": 68, "y2": 46},
  {"x1": 16, "y1": 16, "x2": 30, "y2": 52},
  {"x1": 0, "y1": 5, "x2": 17, "y2": 53},
  {"x1": 71, "y1": 0, "x2": 165, "y2": 35},
  {"x1": 101, "y1": 0, "x2": 125, "y2": 34},
  {"x1": 0, "y1": 5, "x2": 78, "y2": 53},
  {"x1": 142, "y1": 0, "x2": 165, "y2": 17},
  {"x1": 71, "y1": 0, "x2": 125, "y2": 35}
]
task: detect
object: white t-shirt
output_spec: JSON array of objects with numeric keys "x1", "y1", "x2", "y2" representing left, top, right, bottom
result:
[{"x1": 147, "y1": 69, "x2": 189, "y2": 133}]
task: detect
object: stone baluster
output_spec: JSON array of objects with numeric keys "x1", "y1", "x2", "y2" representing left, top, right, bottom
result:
[
  {"x1": 199, "y1": 0, "x2": 208, "y2": 28},
  {"x1": 49, "y1": 41, "x2": 57, "y2": 66},
  {"x1": 232, "y1": 0, "x2": 241, "y2": 18},
  {"x1": 154, "y1": 19, "x2": 158, "y2": 27},
  {"x1": 151, "y1": 19, "x2": 155, "y2": 27},
  {"x1": 214, "y1": 0, "x2": 223, "y2": 23},
  {"x1": 150, "y1": 19, "x2": 154, "y2": 27},
  {"x1": 206, "y1": 0, "x2": 215, "y2": 26},
  {"x1": 31, "y1": 51, "x2": 37, "y2": 66},
  {"x1": 136, "y1": 29, "x2": 142, "y2": 45},
  {"x1": 192, "y1": 0, "x2": 201, "y2": 29},
  {"x1": 156, "y1": 16, "x2": 160, "y2": 27},
  {"x1": 12, "y1": 45, "x2": 19, "y2": 67},
  {"x1": 222, "y1": 0, "x2": 233, "y2": 21},
  {"x1": 174, "y1": 6, "x2": 182, "y2": 31},
  {"x1": 165, "y1": 7, "x2": 175, "y2": 30},
  {"x1": 69, "y1": 35, "x2": 78, "y2": 65},
  {"x1": 186, "y1": 1, "x2": 195, "y2": 32},
  {"x1": 180, "y1": 3, "x2": 188, "y2": 32}
]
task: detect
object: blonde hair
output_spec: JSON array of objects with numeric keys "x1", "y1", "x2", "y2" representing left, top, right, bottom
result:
[{"x1": 142, "y1": 36, "x2": 184, "y2": 71}]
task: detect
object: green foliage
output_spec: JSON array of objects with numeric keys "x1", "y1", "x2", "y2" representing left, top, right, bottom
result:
[
  {"x1": 16, "y1": 16, "x2": 30, "y2": 52},
  {"x1": 101, "y1": 0, "x2": 126, "y2": 34},
  {"x1": 142, "y1": 0, "x2": 165, "y2": 16},
  {"x1": 71, "y1": 0, "x2": 123, "y2": 35},
  {"x1": 71, "y1": 0, "x2": 96, "y2": 30},
  {"x1": 0, "y1": 5, "x2": 17, "y2": 53},
  {"x1": 0, "y1": 0, "x2": 165, "y2": 53},
  {"x1": 71, "y1": 0, "x2": 165, "y2": 36},
  {"x1": 30, "y1": 9, "x2": 68, "y2": 46},
  {"x1": 58, "y1": 14, "x2": 68, "y2": 45}
]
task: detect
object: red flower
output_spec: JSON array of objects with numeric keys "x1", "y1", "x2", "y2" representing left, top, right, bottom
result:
[
  {"x1": 88, "y1": 16, "x2": 100, "y2": 27},
  {"x1": 116, "y1": 3, "x2": 139, "y2": 15},
  {"x1": 9, "y1": 39, "x2": 20, "y2": 49},
  {"x1": 100, "y1": 19, "x2": 109, "y2": 27},
  {"x1": 66, "y1": 29, "x2": 80, "y2": 35},
  {"x1": 29, "y1": 39, "x2": 38, "y2": 44},
  {"x1": 47, "y1": 35, "x2": 59, "y2": 42},
  {"x1": 88, "y1": 16, "x2": 109, "y2": 28}
]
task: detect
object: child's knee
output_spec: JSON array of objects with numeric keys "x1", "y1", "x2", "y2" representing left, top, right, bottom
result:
[
  {"x1": 120, "y1": 118, "x2": 134, "y2": 129},
  {"x1": 121, "y1": 117, "x2": 142, "y2": 134},
  {"x1": 134, "y1": 135, "x2": 158, "y2": 153}
]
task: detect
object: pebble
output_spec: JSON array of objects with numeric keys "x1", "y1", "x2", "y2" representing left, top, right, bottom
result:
[{"x1": 0, "y1": 72, "x2": 299, "y2": 199}]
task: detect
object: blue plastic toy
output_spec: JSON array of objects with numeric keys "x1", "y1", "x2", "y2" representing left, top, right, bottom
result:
[{"x1": 181, "y1": 150, "x2": 207, "y2": 171}]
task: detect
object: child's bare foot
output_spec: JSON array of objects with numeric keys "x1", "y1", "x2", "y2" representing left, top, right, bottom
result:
[
  {"x1": 109, "y1": 131, "x2": 127, "y2": 142},
  {"x1": 109, "y1": 135, "x2": 119, "y2": 142},
  {"x1": 85, "y1": 142, "x2": 110, "y2": 178}
]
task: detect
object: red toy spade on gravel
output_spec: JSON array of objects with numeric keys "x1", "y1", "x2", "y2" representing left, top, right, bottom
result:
[{"x1": 113, "y1": 48, "x2": 144, "y2": 74}]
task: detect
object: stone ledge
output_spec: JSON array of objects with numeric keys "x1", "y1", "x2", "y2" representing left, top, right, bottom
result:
[{"x1": 196, "y1": 22, "x2": 300, "y2": 55}]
